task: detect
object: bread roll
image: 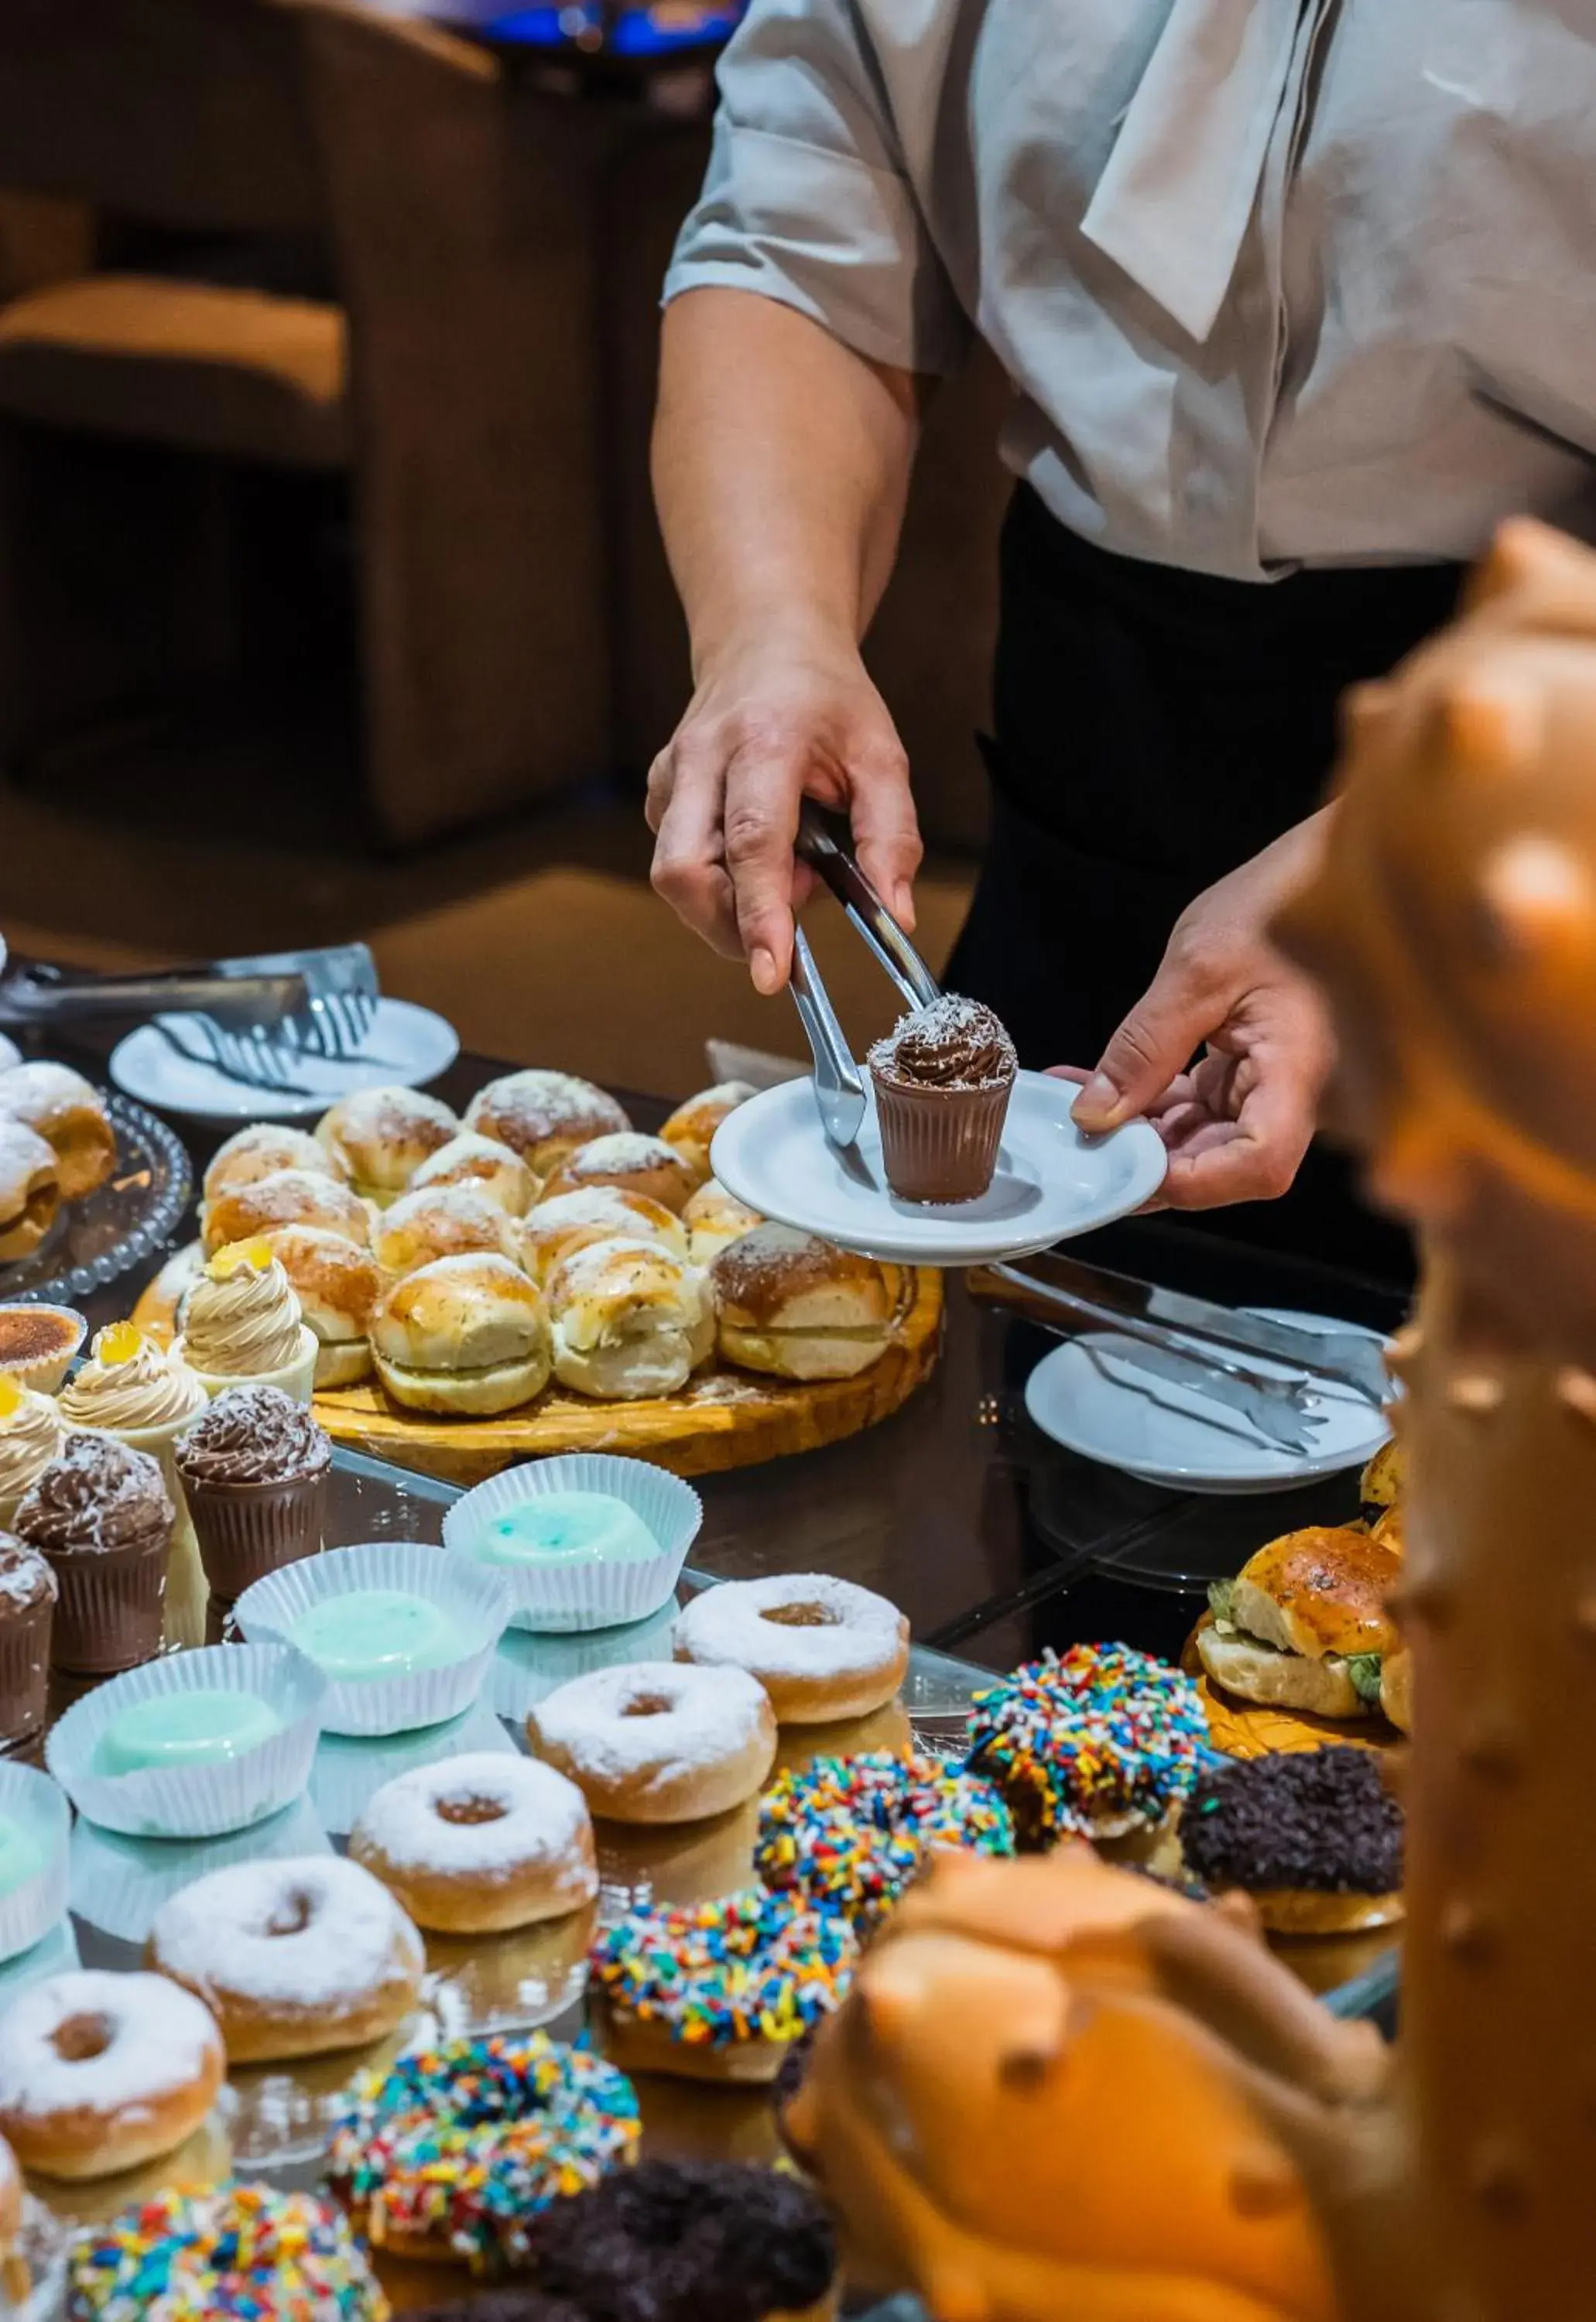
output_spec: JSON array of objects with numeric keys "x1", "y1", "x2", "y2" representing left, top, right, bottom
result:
[
  {"x1": 0, "y1": 1122, "x2": 59, "y2": 1262},
  {"x1": 1359, "y1": 1436, "x2": 1403, "y2": 1516},
  {"x1": 372, "y1": 1252, "x2": 551, "y2": 1416},
  {"x1": 522, "y1": 1187, "x2": 687, "y2": 1284},
  {"x1": 316, "y1": 1086, "x2": 459, "y2": 1204},
  {"x1": 464, "y1": 1070, "x2": 629, "y2": 1181},
  {"x1": 406, "y1": 1132, "x2": 536, "y2": 1218},
  {"x1": 260, "y1": 1225, "x2": 382, "y2": 1388},
  {"x1": 546, "y1": 1236, "x2": 714, "y2": 1400},
  {"x1": 1381, "y1": 1642, "x2": 1413, "y2": 1735},
  {"x1": 711, "y1": 1224, "x2": 900, "y2": 1381},
  {"x1": 682, "y1": 1177, "x2": 764, "y2": 1266},
  {"x1": 372, "y1": 1183, "x2": 527, "y2": 1279},
  {"x1": 1198, "y1": 1525, "x2": 1402, "y2": 1719},
  {"x1": 0, "y1": 1063, "x2": 115, "y2": 1200},
  {"x1": 540, "y1": 1132, "x2": 699, "y2": 1216},
  {"x1": 659, "y1": 1081, "x2": 757, "y2": 1187},
  {"x1": 203, "y1": 1124, "x2": 347, "y2": 1207},
  {"x1": 203, "y1": 1169, "x2": 373, "y2": 1255}
]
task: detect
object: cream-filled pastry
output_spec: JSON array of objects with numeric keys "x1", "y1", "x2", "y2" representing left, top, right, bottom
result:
[
  {"x1": 540, "y1": 1132, "x2": 699, "y2": 1216},
  {"x1": 0, "y1": 1122, "x2": 58, "y2": 1262},
  {"x1": 315, "y1": 1086, "x2": 460, "y2": 1204},
  {"x1": 659, "y1": 1082, "x2": 758, "y2": 1187},
  {"x1": 464, "y1": 1070, "x2": 629, "y2": 1183},
  {"x1": 203, "y1": 1168, "x2": 374, "y2": 1255},
  {"x1": 0, "y1": 1063, "x2": 115, "y2": 1200},
  {"x1": 682, "y1": 1177, "x2": 764, "y2": 1268},
  {"x1": 406, "y1": 1132, "x2": 536, "y2": 1218},
  {"x1": 202, "y1": 1124, "x2": 347, "y2": 1207},
  {"x1": 259, "y1": 1225, "x2": 382, "y2": 1389},
  {"x1": 174, "y1": 1240, "x2": 318, "y2": 1402},
  {"x1": 711, "y1": 1224, "x2": 901, "y2": 1381},
  {"x1": 546, "y1": 1236, "x2": 714, "y2": 1400},
  {"x1": 522, "y1": 1187, "x2": 687, "y2": 1286},
  {"x1": 372, "y1": 1182, "x2": 528, "y2": 1279},
  {"x1": 372, "y1": 1252, "x2": 552, "y2": 1417}
]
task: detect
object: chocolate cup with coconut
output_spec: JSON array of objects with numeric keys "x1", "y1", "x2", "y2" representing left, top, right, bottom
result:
[{"x1": 867, "y1": 995, "x2": 1018, "y2": 1204}]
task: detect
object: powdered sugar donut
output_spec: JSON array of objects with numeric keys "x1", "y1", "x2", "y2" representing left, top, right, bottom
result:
[
  {"x1": 349, "y1": 1752, "x2": 598, "y2": 1933},
  {"x1": 529, "y1": 1661, "x2": 776, "y2": 1824},
  {"x1": 673, "y1": 1574, "x2": 910, "y2": 1723},
  {"x1": 0, "y1": 1969, "x2": 224, "y2": 2180},
  {"x1": 148, "y1": 1856, "x2": 425, "y2": 2063}
]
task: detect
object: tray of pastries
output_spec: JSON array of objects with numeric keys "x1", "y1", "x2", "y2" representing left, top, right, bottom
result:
[{"x1": 131, "y1": 1072, "x2": 942, "y2": 1486}]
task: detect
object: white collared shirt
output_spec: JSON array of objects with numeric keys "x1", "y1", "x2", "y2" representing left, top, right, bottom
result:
[{"x1": 665, "y1": 0, "x2": 1596, "y2": 579}]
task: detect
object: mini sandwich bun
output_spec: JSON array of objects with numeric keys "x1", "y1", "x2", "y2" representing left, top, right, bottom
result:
[
  {"x1": 372, "y1": 1183, "x2": 527, "y2": 1280},
  {"x1": 659, "y1": 1081, "x2": 757, "y2": 1187},
  {"x1": 1381, "y1": 1642, "x2": 1413, "y2": 1735},
  {"x1": 260, "y1": 1225, "x2": 382, "y2": 1388},
  {"x1": 406, "y1": 1132, "x2": 536, "y2": 1218},
  {"x1": 522, "y1": 1187, "x2": 687, "y2": 1285},
  {"x1": 1198, "y1": 1524, "x2": 1402, "y2": 1720},
  {"x1": 711, "y1": 1224, "x2": 900, "y2": 1382},
  {"x1": 372, "y1": 1252, "x2": 551, "y2": 1416},
  {"x1": 546, "y1": 1236, "x2": 713, "y2": 1400},
  {"x1": 682, "y1": 1177, "x2": 763, "y2": 1267},
  {"x1": 1359, "y1": 1436, "x2": 1403, "y2": 1520},
  {"x1": 540, "y1": 1132, "x2": 699, "y2": 1216},
  {"x1": 203, "y1": 1168, "x2": 374, "y2": 1255},
  {"x1": 316, "y1": 1086, "x2": 460, "y2": 1204},
  {"x1": 203, "y1": 1123, "x2": 348, "y2": 1206},
  {"x1": 464, "y1": 1070, "x2": 629, "y2": 1183}
]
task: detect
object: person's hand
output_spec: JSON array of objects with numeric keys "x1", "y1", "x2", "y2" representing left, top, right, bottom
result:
[
  {"x1": 1063, "y1": 814, "x2": 1337, "y2": 1210},
  {"x1": 647, "y1": 628, "x2": 922, "y2": 995}
]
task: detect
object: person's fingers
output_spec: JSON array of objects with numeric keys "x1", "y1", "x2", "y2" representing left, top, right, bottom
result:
[
  {"x1": 1046, "y1": 1064, "x2": 1091, "y2": 1086},
  {"x1": 649, "y1": 750, "x2": 743, "y2": 961},
  {"x1": 1070, "y1": 957, "x2": 1221, "y2": 1132},
  {"x1": 723, "y1": 743, "x2": 807, "y2": 994},
  {"x1": 848, "y1": 745, "x2": 922, "y2": 930},
  {"x1": 1159, "y1": 1059, "x2": 1317, "y2": 1209}
]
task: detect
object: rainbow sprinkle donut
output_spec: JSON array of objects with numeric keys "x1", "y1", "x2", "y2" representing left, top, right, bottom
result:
[
  {"x1": 590, "y1": 1889, "x2": 856, "y2": 2084},
  {"x1": 66, "y1": 2183, "x2": 386, "y2": 2320},
  {"x1": 755, "y1": 1750, "x2": 1015, "y2": 1930},
  {"x1": 327, "y1": 2032, "x2": 639, "y2": 2272},
  {"x1": 965, "y1": 1643, "x2": 1211, "y2": 1844}
]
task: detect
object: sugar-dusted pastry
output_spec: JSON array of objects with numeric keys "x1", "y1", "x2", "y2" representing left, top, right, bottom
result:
[
  {"x1": 465, "y1": 1070, "x2": 629, "y2": 1183},
  {"x1": 174, "y1": 1239, "x2": 318, "y2": 1402},
  {"x1": 541, "y1": 1132, "x2": 698, "y2": 1217},
  {"x1": 316, "y1": 1085, "x2": 460, "y2": 1205},
  {"x1": 675, "y1": 1573, "x2": 909, "y2": 1722},
  {"x1": 522, "y1": 1186, "x2": 687, "y2": 1285},
  {"x1": 0, "y1": 1379, "x2": 65, "y2": 1532},
  {"x1": 659, "y1": 1082, "x2": 758, "y2": 1188},
  {"x1": 201, "y1": 1122, "x2": 348, "y2": 1207},
  {"x1": 0, "y1": 1122, "x2": 58, "y2": 1262},
  {"x1": 203, "y1": 1166, "x2": 373, "y2": 1255},
  {"x1": 260, "y1": 1224, "x2": 382, "y2": 1389},
  {"x1": 0, "y1": 1063, "x2": 115, "y2": 1200},
  {"x1": 1199, "y1": 1525, "x2": 1403, "y2": 1719},
  {"x1": 545, "y1": 1237, "x2": 714, "y2": 1399},
  {"x1": 372, "y1": 1182, "x2": 528, "y2": 1279},
  {"x1": 530, "y1": 1660, "x2": 776, "y2": 1824},
  {"x1": 407, "y1": 1130, "x2": 536, "y2": 1218},
  {"x1": 682, "y1": 1176, "x2": 763, "y2": 1267},
  {"x1": 372, "y1": 1252, "x2": 551, "y2": 1416},
  {"x1": 866, "y1": 995, "x2": 1017, "y2": 1204},
  {"x1": 0, "y1": 1969, "x2": 224, "y2": 2180},
  {"x1": 711, "y1": 1224, "x2": 900, "y2": 1381},
  {"x1": 350, "y1": 1752, "x2": 597, "y2": 1933}
]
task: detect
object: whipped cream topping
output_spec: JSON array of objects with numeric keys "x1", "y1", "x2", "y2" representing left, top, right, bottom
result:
[
  {"x1": 0, "y1": 1389, "x2": 65, "y2": 1509},
  {"x1": 868, "y1": 995, "x2": 1017, "y2": 1091},
  {"x1": 180, "y1": 1257, "x2": 304, "y2": 1376},
  {"x1": 59, "y1": 1331, "x2": 207, "y2": 1434},
  {"x1": 177, "y1": 1383, "x2": 331, "y2": 1489}
]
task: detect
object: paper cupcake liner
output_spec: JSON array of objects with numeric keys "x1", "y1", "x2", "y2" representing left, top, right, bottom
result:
[
  {"x1": 181, "y1": 1466, "x2": 329, "y2": 1602},
  {"x1": 46, "y1": 1526, "x2": 170, "y2": 1675},
  {"x1": 176, "y1": 1325, "x2": 319, "y2": 1409},
  {"x1": 0, "y1": 1594, "x2": 52, "y2": 1750},
  {"x1": 46, "y1": 1640, "x2": 324, "y2": 1840},
  {"x1": 69, "y1": 1793, "x2": 331, "y2": 1947},
  {"x1": 869, "y1": 1067, "x2": 1015, "y2": 1204},
  {"x1": 489, "y1": 1598, "x2": 680, "y2": 1721},
  {"x1": 234, "y1": 1538, "x2": 509, "y2": 1738},
  {"x1": 0, "y1": 1917, "x2": 78, "y2": 2014},
  {"x1": 0, "y1": 1763, "x2": 70, "y2": 1964},
  {"x1": 0, "y1": 1304, "x2": 86, "y2": 1394},
  {"x1": 443, "y1": 1454, "x2": 701, "y2": 1634},
  {"x1": 309, "y1": 1697, "x2": 517, "y2": 1837}
]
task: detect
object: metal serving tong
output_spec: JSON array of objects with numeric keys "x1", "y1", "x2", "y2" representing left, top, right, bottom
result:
[{"x1": 786, "y1": 800, "x2": 942, "y2": 1150}]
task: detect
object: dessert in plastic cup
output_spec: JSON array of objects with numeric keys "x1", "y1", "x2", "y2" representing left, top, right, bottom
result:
[
  {"x1": 175, "y1": 1385, "x2": 332, "y2": 1603},
  {"x1": 0, "y1": 1382, "x2": 64, "y2": 1536},
  {"x1": 173, "y1": 1239, "x2": 318, "y2": 1406},
  {"x1": 866, "y1": 995, "x2": 1018, "y2": 1204},
  {"x1": 0, "y1": 1539, "x2": 54, "y2": 1752},
  {"x1": 0, "y1": 1305, "x2": 84, "y2": 1397},
  {"x1": 12, "y1": 1433, "x2": 174, "y2": 1675},
  {"x1": 55, "y1": 1323, "x2": 209, "y2": 1558}
]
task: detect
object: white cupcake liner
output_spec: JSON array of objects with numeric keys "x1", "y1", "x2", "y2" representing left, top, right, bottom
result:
[
  {"x1": 309, "y1": 1697, "x2": 515, "y2": 1837},
  {"x1": 443, "y1": 1454, "x2": 701, "y2": 1633},
  {"x1": 0, "y1": 1762, "x2": 70, "y2": 1964},
  {"x1": 0, "y1": 1916, "x2": 78, "y2": 2015},
  {"x1": 46, "y1": 1640, "x2": 324, "y2": 1840},
  {"x1": 69, "y1": 1793, "x2": 332, "y2": 1947},
  {"x1": 174, "y1": 1324, "x2": 320, "y2": 1409},
  {"x1": 0, "y1": 1303, "x2": 87, "y2": 1394},
  {"x1": 489, "y1": 1598, "x2": 680, "y2": 1720},
  {"x1": 235, "y1": 1539, "x2": 510, "y2": 1738}
]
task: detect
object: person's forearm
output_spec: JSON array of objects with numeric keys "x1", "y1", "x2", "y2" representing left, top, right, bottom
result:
[{"x1": 653, "y1": 288, "x2": 923, "y2": 676}]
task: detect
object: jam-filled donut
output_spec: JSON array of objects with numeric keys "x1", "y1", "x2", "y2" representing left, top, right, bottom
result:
[
  {"x1": 350, "y1": 1752, "x2": 598, "y2": 1934},
  {"x1": 0, "y1": 1969, "x2": 224, "y2": 2180},
  {"x1": 673, "y1": 1574, "x2": 909, "y2": 1724},
  {"x1": 66, "y1": 2183, "x2": 387, "y2": 2320},
  {"x1": 965, "y1": 1642, "x2": 1211, "y2": 1844},
  {"x1": 755, "y1": 1751, "x2": 1015, "y2": 1931},
  {"x1": 147, "y1": 1855, "x2": 425, "y2": 2063},
  {"x1": 529, "y1": 1661, "x2": 776, "y2": 1824},
  {"x1": 328, "y1": 2030, "x2": 639, "y2": 2271},
  {"x1": 590, "y1": 1889, "x2": 856, "y2": 2084}
]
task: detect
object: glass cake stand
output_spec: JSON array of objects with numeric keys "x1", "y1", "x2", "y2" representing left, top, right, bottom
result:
[{"x1": 0, "y1": 1092, "x2": 193, "y2": 1308}]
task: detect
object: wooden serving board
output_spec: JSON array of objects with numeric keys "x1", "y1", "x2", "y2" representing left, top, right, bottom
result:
[
  {"x1": 1183, "y1": 1615, "x2": 1404, "y2": 1759},
  {"x1": 133, "y1": 1249, "x2": 944, "y2": 1486}
]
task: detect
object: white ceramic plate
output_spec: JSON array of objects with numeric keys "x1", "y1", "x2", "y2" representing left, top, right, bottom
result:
[
  {"x1": 1023, "y1": 1306, "x2": 1392, "y2": 1493},
  {"x1": 709, "y1": 1070, "x2": 1168, "y2": 1267},
  {"x1": 109, "y1": 997, "x2": 459, "y2": 1122}
]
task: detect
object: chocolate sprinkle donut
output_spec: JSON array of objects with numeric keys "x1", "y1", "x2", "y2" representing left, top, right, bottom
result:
[{"x1": 1182, "y1": 1746, "x2": 1403, "y2": 1896}]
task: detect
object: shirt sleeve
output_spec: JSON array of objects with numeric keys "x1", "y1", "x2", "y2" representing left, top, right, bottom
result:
[{"x1": 664, "y1": 0, "x2": 971, "y2": 376}]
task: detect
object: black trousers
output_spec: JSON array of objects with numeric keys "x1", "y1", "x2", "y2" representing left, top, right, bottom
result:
[{"x1": 944, "y1": 487, "x2": 1464, "y2": 1288}]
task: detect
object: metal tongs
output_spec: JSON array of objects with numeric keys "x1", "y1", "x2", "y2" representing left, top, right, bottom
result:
[{"x1": 786, "y1": 800, "x2": 941, "y2": 1149}]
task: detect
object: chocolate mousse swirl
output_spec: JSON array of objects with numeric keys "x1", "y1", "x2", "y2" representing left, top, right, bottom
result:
[
  {"x1": 176, "y1": 1383, "x2": 331, "y2": 1488},
  {"x1": 15, "y1": 1433, "x2": 173, "y2": 1553},
  {"x1": 868, "y1": 996, "x2": 1017, "y2": 1091}
]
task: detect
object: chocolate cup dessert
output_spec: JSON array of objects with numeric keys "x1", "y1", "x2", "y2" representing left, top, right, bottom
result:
[
  {"x1": 868, "y1": 995, "x2": 1018, "y2": 1204},
  {"x1": 14, "y1": 1433, "x2": 174, "y2": 1675},
  {"x1": 176, "y1": 1383, "x2": 332, "y2": 1601},
  {"x1": 0, "y1": 1535, "x2": 56, "y2": 1749}
]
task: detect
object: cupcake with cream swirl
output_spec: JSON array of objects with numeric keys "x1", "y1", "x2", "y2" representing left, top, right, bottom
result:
[
  {"x1": 174, "y1": 1239, "x2": 318, "y2": 1406},
  {"x1": 57, "y1": 1323, "x2": 209, "y2": 1575},
  {"x1": 0, "y1": 1378, "x2": 66, "y2": 1532}
]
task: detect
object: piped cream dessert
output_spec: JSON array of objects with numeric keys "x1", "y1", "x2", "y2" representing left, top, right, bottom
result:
[
  {"x1": 174, "y1": 1239, "x2": 318, "y2": 1404},
  {"x1": 57, "y1": 1324, "x2": 208, "y2": 1551},
  {"x1": 0, "y1": 1380, "x2": 65, "y2": 1533},
  {"x1": 175, "y1": 1385, "x2": 331, "y2": 1601},
  {"x1": 867, "y1": 995, "x2": 1017, "y2": 1204},
  {"x1": 91, "y1": 1688, "x2": 280, "y2": 1778},
  {"x1": 287, "y1": 1588, "x2": 465, "y2": 1683}
]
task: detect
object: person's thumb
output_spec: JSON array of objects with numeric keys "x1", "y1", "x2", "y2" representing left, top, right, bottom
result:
[{"x1": 1070, "y1": 970, "x2": 1216, "y2": 1132}]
